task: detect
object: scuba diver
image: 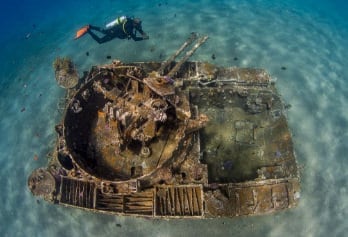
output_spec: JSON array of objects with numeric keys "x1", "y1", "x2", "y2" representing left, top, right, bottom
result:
[{"x1": 75, "y1": 16, "x2": 149, "y2": 43}]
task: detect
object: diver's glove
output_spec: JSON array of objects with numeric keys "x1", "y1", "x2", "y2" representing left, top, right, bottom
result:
[{"x1": 142, "y1": 34, "x2": 149, "y2": 40}]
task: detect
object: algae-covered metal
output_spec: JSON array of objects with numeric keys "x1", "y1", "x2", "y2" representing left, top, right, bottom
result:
[
  {"x1": 28, "y1": 34, "x2": 300, "y2": 218},
  {"x1": 53, "y1": 57, "x2": 79, "y2": 89}
]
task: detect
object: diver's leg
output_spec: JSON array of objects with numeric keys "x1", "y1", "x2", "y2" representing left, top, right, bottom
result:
[
  {"x1": 88, "y1": 25, "x2": 114, "y2": 44},
  {"x1": 88, "y1": 30, "x2": 113, "y2": 44},
  {"x1": 89, "y1": 25, "x2": 107, "y2": 33}
]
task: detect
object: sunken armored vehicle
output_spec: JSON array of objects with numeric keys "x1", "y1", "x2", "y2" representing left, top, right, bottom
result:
[{"x1": 28, "y1": 34, "x2": 300, "y2": 218}]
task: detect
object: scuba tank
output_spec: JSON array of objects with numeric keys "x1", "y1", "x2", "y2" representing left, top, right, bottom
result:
[{"x1": 105, "y1": 16, "x2": 127, "y2": 28}]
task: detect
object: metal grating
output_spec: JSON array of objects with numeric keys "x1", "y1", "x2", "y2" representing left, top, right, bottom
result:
[
  {"x1": 95, "y1": 189, "x2": 154, "y2": 216},
  {"x1": 155, "y1": 185, "x2": 203, "y2": 217},
  {"x1": 60, "y1": 177, "x2": 95, "y2": 208}
]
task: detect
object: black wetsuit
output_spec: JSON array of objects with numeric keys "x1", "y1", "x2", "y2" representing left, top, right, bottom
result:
[{"x1": 88, "y1": 17, "x2": 148, "y2": 44}]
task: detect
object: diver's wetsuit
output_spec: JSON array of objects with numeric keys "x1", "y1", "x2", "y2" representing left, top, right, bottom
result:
[{"x1": 88, "y1": 17, "x2": 148, "y2": 44}]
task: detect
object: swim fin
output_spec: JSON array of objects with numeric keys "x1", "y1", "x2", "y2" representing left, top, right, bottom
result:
[{"x1": 74, "y1": 25, "x2": 89, "y2": 40}]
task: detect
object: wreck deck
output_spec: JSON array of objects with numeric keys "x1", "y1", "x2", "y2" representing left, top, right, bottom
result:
[{"x1": 28, "y1": 35, "x2": 300, "y2": 219}]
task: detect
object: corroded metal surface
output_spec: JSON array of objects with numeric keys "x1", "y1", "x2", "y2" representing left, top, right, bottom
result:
[
  {"x1": 53, "y1": 57, "x2": 79, "y2": 89},
  {"x1": 28, "y1": 168, "x2": 56, "y2": 197},
  {"x1": 28, "y1": 36, "x2": 300, "y2": 218}
]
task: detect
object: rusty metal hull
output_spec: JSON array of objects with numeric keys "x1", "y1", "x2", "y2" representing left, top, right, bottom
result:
[{"x1": 28, "y1": 59, "x2": 300, "y2": 219}]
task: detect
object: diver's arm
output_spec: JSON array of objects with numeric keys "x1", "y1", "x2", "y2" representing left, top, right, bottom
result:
[
  {"x1": 141, "y1": 32, "x2": 149, "y2": 40},
  {"x1": 137, "y1": 27, "x2": 149, "y2": 40},
  {"x1": 130, "y1": 33, "x2": 146, "y2": 41},
  {"x1": 130, "y1": 30, "x2": 149, "y2": 41},
  {"x1": 128, "y1": 28, "x2": 147, "y2": 41}
]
